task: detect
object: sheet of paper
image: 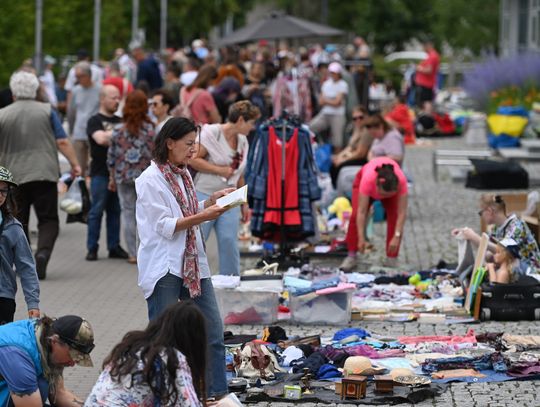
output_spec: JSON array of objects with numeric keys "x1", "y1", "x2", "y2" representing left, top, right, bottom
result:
[{"x1": 216, "y1": 185, "x2": 248, "y2": 208}]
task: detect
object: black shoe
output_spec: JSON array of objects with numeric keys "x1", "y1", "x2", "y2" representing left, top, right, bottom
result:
[
  {"x1": 35, "y1": 252, "x2": 49, "y2": 280},
  {"x1": 86, "y1": 250, "x2": 98, "y2": 261},
  {"x1": 109, "y1": 246, "x2": 129, "y2": 259}
]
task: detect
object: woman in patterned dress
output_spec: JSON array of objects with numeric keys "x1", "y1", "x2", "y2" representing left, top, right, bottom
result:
[{"x1": 85, "y1": 301, "x2": 206, "y2": 406}]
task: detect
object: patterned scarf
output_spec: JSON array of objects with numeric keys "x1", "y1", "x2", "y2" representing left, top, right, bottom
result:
[{"x1": 157, "y1": 161, "x2": 201, "y2": 297}]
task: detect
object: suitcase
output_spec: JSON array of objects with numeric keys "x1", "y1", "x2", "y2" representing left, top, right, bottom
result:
[
  {"x1": 480, "y1": 277, "x2": 540, "y2": 321},
  {"x1": 466, "y1": 159, "x2": 529, "y2": 190}
]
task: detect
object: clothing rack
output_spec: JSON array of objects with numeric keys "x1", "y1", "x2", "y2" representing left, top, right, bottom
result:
[{"x1": 259, "y1": 111, "x2": 309, "y2": 270}]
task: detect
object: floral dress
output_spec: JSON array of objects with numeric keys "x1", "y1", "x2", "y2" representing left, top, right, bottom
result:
[
  {"x1": 84, "y1": 349, "x2": 202, "y2": 407},
  {"x1": 107, "y1": 122, "x2": 155, "y2": 185},
  {"x1": 491, "y1": 214, "x2": 540, "y2": 274}
]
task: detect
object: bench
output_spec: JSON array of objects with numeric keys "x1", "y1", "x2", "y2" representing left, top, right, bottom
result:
[
  {"x1": 433, "y1": 149, "x2": 492, "y2": 181},
  {"x1": 520, "y1": 139, "x2": 540, "y2": 153},
  {"x1": 498, "y1": 148, "x2": 540, "y2": 161}
]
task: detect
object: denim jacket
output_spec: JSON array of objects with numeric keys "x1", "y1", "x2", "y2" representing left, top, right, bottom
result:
[{"x1": 0, "y1": 217, "x2": 40, "y2": 310}]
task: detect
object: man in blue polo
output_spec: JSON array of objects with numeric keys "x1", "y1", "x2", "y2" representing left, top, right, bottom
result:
[{"x1": 0, "y1": 315, "x2": 95, "y2": 406}]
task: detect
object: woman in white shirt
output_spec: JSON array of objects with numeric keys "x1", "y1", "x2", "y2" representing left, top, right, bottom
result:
[
  {"x1": 190, "y1": 101, "x2": 260, "y2": 276},
  {"x1": 309, "y1": 61, "x2": 349, "y2": 148},
  {"x1": 135, "y1": 117, "x2": 232, "y2": 399}
]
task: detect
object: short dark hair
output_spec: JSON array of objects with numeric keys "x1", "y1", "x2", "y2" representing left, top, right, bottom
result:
[
  {"x1": 152, "y1": 88, "x2": 175, "y2": 113},
  {"x1": 152, "y1": 117, "x2": 199, "y2": 164},
  {"x1": 375, "y1": 163, "x2": 399, "y2": 192}
]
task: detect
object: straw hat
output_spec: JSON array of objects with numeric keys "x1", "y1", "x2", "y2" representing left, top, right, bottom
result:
[{"x1": 343, "y1": 356, "x2": 386, "y2": 376}]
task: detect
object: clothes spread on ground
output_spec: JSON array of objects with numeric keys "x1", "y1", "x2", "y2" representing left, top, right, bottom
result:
[{"x1": 246, "y1": 119, "x2": 321, "y2": 241}]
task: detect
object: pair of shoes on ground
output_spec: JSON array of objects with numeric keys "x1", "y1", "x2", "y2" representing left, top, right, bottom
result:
[{"x1": 86, "y1": 246, "x2": 130, "y2": 261}]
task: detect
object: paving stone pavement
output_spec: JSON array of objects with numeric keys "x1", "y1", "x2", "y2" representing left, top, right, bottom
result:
[{"x1": 14, "y1": 136, "x2": 539, "y2": 406}]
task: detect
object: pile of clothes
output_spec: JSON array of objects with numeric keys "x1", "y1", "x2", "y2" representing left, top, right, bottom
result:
[{"x1": 225, "y1": 326, "x2": 540, "y2": 404}]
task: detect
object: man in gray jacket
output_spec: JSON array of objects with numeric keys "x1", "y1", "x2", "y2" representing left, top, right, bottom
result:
[{"x1": 0, "y1": 71, "x2": 81, "y2": 279}]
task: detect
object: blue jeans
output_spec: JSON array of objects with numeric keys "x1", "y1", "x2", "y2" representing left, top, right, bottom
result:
[
  {"x1": 197, "y1": 191, "x2": 240, "y2": 276},
  {"x1": 146, "y1": 273, "x2": 227, "y2": 398},
  {"x1": 87, "y1": 176, "x2": 121, "y2": 252}
]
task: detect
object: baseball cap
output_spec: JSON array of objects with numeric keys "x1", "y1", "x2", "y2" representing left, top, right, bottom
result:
[
  {"x1": 496, "y1": 237, "x2": 521, "y2": 259},
  {"x1": 0, "y1": 166, "x2": 17, "y2": 187},
  {"x1": 328, "y1": 62, "x2": 342, "y2": 74},
  {"x1": 52, "y1": 315, "x2": 95, "y2": 367}
]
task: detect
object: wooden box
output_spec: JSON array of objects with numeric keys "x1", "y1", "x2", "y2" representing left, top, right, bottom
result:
[
  {"x1": 374, "y1": 375, "x2": 394, "y2": 393},
  {"x1": 340, "y1": 375, "x2": 367, "y2": 400}
]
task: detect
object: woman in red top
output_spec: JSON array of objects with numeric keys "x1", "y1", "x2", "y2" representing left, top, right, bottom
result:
[
  {"x1": 180, "y1": 64, "x2": 221, "y2": 125},
  {"x1": 340, "y1": 157, "x2": 408, "y2": 271},
  {"x1": 385, "y1": 95, "x2": 415, "y2": 144}
]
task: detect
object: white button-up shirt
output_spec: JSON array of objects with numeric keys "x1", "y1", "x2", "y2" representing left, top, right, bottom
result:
[{"x1": 135, "y1": 161, "x2": 210, "y2": 299}]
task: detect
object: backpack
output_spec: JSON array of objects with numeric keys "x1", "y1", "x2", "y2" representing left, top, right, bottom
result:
[
  {"x1": 234, "y1": 341, "x2": 283, "y2": 380},
  {"x1": 172, "y1": 88, "x2": 202, "y2": 120}
]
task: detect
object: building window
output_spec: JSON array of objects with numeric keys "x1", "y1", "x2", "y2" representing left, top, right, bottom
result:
[{"x1": 518, "y1": 0, "x2": 529, "y2": 51}]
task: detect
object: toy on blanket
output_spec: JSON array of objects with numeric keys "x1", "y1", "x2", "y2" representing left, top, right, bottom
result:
[
  {"x1": 408, "y1": 273, "x2": 434, "y2": 293},
  {"x1": 328, "y1": 197, "x2": 352, "y2": 221}
]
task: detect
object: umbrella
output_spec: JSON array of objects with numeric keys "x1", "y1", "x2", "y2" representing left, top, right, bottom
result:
[{"x1": 219, "y1": 11, "x2": 345, "y2": 45}]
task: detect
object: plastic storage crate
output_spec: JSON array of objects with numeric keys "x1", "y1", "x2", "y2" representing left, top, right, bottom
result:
[
  {"x1": 290, "y1": 291, "x2": 352, "y2": 325},
  {"x1": 215, "y1": 286, "x2": 280, "y2": 325}
]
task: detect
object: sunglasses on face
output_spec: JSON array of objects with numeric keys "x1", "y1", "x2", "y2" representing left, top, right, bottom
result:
[
  {"x1": 352, "y1": 115, "x2": 364, "y2": 121},
  {"x1": 60, "y1": 336, "x2": 95, "y2": 354}
]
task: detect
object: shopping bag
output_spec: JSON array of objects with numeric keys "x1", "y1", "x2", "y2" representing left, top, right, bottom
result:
[
  {"x1": 60, "y1": 177, "x2": 84, "y2": 215},
  {"x1": 63, "y1": 178, "x2": 91, "y2": 224}
]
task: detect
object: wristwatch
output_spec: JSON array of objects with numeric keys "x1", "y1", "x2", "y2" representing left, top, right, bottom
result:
[{"x1": 394, "y1": 231, "x2": 402, "y2": 238}]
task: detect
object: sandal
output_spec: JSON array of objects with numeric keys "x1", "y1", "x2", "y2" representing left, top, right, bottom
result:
[{"x1": 242, "y1": 261, "x2": 279, "y2": 276}]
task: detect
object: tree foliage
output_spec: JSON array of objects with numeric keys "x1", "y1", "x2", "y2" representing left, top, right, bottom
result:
[
  {"x1": 0, "y1": 0, "x2": 499, "y2": 86},
  {"x1": 274, "y1": 0, "x2": 499, "y2": 53},
  {"x1": 0, "y1": 0, "x2": 239, "y2": 86}
]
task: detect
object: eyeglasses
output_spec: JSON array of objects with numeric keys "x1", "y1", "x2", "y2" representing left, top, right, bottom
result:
[
  {"x1": 352, "y1": 115, "x2": 364, "y2": 121},
  {"x1": 0, "y1": 189, "x2": 9, "y2": 197}
]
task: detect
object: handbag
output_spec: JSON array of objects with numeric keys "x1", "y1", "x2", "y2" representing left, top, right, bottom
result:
[{"x1": 234, "y1": 341, "x2": 283, "y2": 380}]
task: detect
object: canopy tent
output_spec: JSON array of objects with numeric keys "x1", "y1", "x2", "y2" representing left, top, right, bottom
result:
[{"x1": 219, "y1": 12, "x2": 345, "y2": 45}]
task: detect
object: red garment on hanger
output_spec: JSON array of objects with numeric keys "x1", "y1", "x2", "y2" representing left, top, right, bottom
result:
[{"x1": 264, "y1": 126, "x2": 301, "y2": 227}]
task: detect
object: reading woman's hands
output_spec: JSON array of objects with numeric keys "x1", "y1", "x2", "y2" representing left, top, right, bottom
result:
[
  {"x1": 201, "y1": 204, "x2": 228, "y2": 221},
  {"x1": 205, "y1": 188, "x2": 236, "y2": 208}
]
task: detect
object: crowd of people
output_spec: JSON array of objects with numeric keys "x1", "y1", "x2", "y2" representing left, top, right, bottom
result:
[{"x1": 0, "y1": 35, "x2": 539, "y2": 406}]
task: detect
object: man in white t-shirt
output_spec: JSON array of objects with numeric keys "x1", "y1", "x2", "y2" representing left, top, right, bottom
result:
[{"x1": 309, "y1": 62, "x2": 348, "y2": 148}]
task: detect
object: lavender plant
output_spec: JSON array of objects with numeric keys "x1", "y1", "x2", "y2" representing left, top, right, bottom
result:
[{"x1": 462, "y1": 53, "x2": 540, "y2": 113}]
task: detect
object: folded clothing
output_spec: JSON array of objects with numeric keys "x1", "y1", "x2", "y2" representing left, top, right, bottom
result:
[
  {"x1": 333, "y1": 327, "x2": 370, "y2": 341},
  {"x1": 399, "y1": 329, "x2": 477, "y2": 345},
  {"x1": 431, "y1": 369, "x2": 486, "y2": 379}
]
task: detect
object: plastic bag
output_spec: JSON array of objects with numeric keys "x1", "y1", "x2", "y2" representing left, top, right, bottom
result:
[{"x1": 60, "y1": 177, "x2": 84, "y2": 215}]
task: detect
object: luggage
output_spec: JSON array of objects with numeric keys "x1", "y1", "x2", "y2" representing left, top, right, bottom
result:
[
  {"x1": 480, "y1": 276, "x2": 540, "y2": 321},
  {"x1": 465, "y1": 159, "x2": 529, "y2": 190}
]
